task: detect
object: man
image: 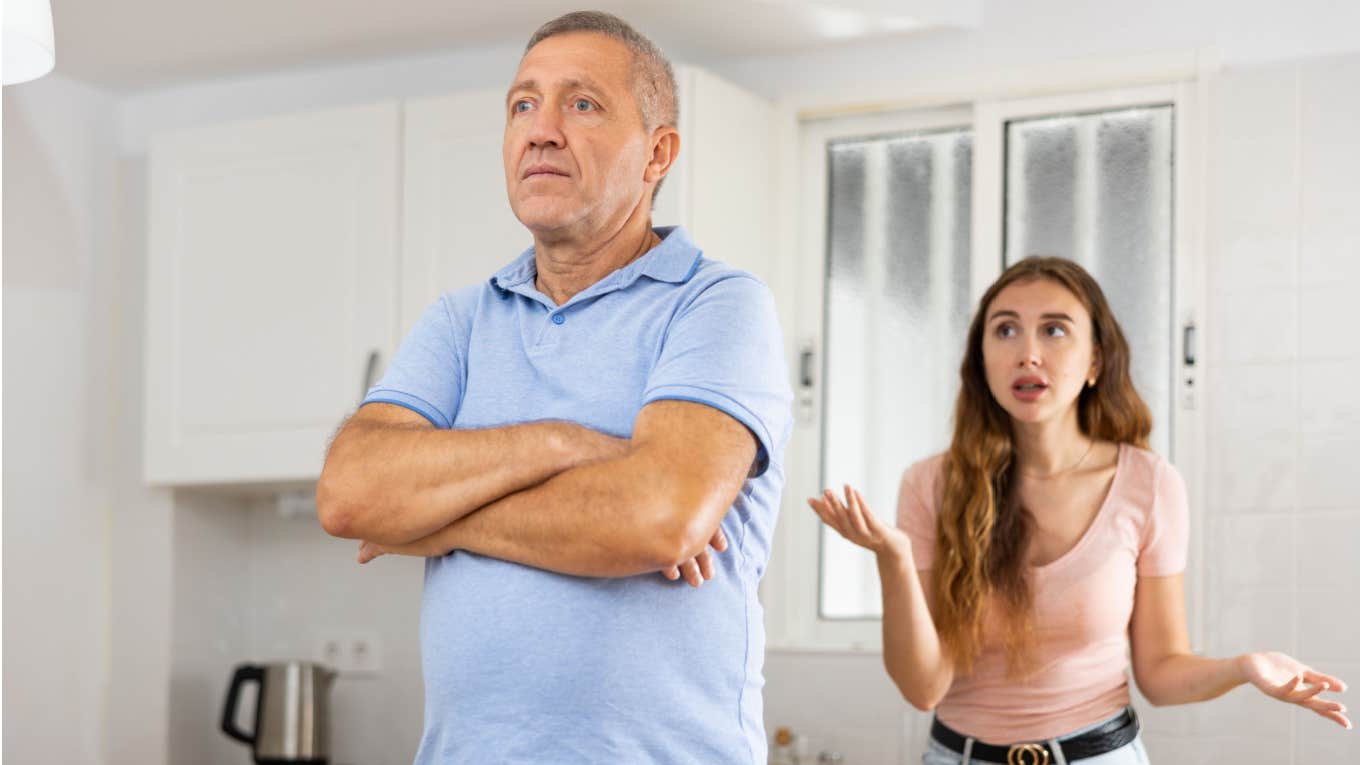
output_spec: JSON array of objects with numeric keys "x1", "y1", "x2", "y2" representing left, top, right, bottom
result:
[{"x1": 317, "y1": 10, "x2": 791, "y2": 764}]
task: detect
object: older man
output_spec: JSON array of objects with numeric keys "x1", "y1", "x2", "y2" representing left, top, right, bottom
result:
[{"x1": 317, "y1": 10, "x2": 791, "y2": 764}]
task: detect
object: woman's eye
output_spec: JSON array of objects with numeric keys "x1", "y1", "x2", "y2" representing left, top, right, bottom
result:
[
  {"x1": 996, "y1": 324, "x2": 1016, "y2": 338},
  {"x1": 573, "y1": 99, "x2": 594, "y2": 112},
  {"x1": 1045, "y1": 324, "x2": 1068, "y2": 338}
]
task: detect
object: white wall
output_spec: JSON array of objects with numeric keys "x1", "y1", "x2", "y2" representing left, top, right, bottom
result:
[
  {"x1": 2, "y1": 74, "x2": 125, "y2": 764},
  {"x1": 1193, "y1": 53, "x2": 1360, "y2": 762}
]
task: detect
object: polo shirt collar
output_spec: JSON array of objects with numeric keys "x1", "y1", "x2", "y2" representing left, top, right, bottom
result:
[{"x1": 489, "y1": 226, "x2": 702, "y2": 300}]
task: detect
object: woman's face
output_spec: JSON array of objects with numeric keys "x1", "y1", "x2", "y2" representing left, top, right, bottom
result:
[{"x1": 981, "y1": 277, "x2": 1101, "y2": 426}]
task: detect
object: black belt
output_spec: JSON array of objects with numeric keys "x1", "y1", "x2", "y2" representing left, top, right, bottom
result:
[{"x1": 930, "y1": 707, "x2": 1139, "y2": 764}]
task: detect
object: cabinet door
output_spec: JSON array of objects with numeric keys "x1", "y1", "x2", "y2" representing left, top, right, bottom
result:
[
  {"x1": 144, "y1": 102, "x2": 400, "y2": 485},
  {"x1": 401, "y1": 90, "x2": 527, "y2": 329},
  {"x1": 681, "y1": 67, "x2": 777, "y2": 283}
]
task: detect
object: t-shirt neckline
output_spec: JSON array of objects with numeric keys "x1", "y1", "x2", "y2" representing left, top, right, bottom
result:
[{"x1": 1029, "y1": 441, "x2": 1127, "y2": 575}]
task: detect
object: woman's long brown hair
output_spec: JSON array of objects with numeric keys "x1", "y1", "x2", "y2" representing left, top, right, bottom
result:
[{"x1": 934, "y1": 256, "x2": 1152, "y2": 677}]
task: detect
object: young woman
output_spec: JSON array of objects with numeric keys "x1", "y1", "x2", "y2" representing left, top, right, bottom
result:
[{"x1": 809, "y1": 257, "x2": 1349, "y2": 764}]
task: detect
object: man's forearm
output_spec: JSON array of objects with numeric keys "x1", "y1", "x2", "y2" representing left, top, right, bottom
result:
[
  {"x1": 385, "y1": 447, "x2": 735, "y2": 578},
  {"x1": 319, "y1": 418, "x2": 627, "y2": 545}
]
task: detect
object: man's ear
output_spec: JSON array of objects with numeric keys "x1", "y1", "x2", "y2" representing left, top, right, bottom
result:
[{"x1": 643, "y1": 126, "x2": 680, "y2": 184}]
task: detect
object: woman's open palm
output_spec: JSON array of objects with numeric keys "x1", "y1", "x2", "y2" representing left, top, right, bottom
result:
[
  {"x1": 1240, "y1": 651, "x2": 1350, "y2": 729},
  {"x1": 808, "y1": 485, "x2": 911, "y2": 560}
]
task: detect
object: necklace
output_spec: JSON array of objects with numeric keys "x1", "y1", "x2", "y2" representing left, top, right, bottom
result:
[{"x1": 1018, "y1": 437, "x2": 1095, "y2": 480}]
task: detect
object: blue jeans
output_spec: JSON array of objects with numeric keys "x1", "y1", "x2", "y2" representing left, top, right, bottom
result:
[{"x1": 922, "y1": 708, "x2": 1151, "y2": 765}]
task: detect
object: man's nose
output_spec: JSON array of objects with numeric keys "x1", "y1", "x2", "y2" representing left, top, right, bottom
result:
[{"x1": 525, "y1": 104, "x2": 565, "y2": 149}]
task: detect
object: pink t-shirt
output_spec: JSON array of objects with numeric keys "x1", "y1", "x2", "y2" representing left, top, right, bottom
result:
[{"x1": 896, "y1": 442, "x2": 1189, "y2": 743}]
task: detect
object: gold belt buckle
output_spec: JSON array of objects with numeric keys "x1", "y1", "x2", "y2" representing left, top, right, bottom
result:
[{"x1": 1007, "y1": 743, "x2": 1050, "y2": 765}]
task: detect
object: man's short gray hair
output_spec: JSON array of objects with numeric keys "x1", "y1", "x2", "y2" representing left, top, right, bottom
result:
[
  {"x1": 524, "y1": 11, "x2": 679, "y2": 201},
  {"x1": 525, "y1": 11, "x2": 678, "y2": 131}
]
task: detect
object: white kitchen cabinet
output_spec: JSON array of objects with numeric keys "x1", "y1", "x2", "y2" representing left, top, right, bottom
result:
[
  {"x1": 399, "y1": 88, "x2": 528, "y2": 330},
  {"x1": 399, "y1": 66, "x2": 777, "y2": 323},
  {"x1": 143, "y1": 102, "x2": 401, "y2": 486}
]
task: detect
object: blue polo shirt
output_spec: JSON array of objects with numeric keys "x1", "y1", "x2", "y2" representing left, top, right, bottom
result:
[{"x1": 361, "y1": 226, "x2": 793, "y2": 764}]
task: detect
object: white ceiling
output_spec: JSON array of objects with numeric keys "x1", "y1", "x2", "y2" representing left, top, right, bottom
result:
[{"x1": 51, "y1": 0, "x2": 981, "y2": 91}]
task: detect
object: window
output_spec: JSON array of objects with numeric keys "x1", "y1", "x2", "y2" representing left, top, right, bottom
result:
[
  {"x1": 821, "y1": 127, "x2": 973, "y2": 618},
  {"x1": 766, "y1": 84, "x2": 1202, "y2": 650}
]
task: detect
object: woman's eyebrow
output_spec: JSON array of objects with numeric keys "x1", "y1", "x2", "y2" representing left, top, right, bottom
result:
[{"x1": 986, "y1": 310, "x2": 1076, "y2": 322}]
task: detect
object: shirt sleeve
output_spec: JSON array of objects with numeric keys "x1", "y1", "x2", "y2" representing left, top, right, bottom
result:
[
  {"x1": 1137, "y1": 458, "x2": 1191, "y2": 576},
  {"x1": 896, "y1": 459, "x2": 940, "y2": 571},
  {"x1": 641, "y1": 274, "x2": 793, "y2": 478},
  {"x1": 359, "y1": 294, "x2": 467, "y2": 429}
]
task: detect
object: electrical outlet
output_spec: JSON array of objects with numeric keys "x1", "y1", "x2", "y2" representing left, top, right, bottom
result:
[
  {"x1": 350, "y1": 634, "x2": 381, "y2": 673},
  {"x1": 315, "y1": 631, "x2": 382, "y2": 675}
]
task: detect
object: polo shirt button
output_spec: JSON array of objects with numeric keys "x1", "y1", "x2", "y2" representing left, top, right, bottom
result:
[{"x1": 552, "y1": 314, "x2": 565, "y2": 325}]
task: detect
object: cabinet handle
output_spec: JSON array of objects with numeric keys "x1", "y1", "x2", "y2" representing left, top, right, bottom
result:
[
  {"x1": 1182, "y1": 323, "x2": 1197, "y2": 367},
  {"x1": 361, "y1": 349, "x2": 381, "y2": 403}
]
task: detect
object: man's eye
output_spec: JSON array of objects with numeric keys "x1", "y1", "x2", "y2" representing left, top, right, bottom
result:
[
  {"x1": 513, "y1": 100, "x2": 532, "y2": 113},
  {"x1": 573, "y1": 99, "x2": 594, "y2": 112}
]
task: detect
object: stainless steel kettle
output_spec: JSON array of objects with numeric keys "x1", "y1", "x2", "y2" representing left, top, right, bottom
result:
[{"x1": 221, "y1": 661, "x2": 336, "y2": 764}]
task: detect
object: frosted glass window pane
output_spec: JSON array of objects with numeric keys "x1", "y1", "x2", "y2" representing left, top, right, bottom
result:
[
  {"x1": 820, "y1": 129, "x2": 972, "y2": 619},
  {"x1": 1005, "y1": 107, "x2": 1174, "y2": 456}
]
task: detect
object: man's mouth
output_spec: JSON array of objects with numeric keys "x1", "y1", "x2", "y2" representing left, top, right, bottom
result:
[{"x1": 523, "y1": 164, "x2": 568, "y2": 180}]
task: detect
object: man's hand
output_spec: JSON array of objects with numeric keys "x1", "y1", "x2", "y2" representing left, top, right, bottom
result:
[
  {"x1": 660, "y1": 527, "x2": 728, "y2": 587},
  {"x1": 357, "y1": 535, "x2": 449, "y2": 564}
]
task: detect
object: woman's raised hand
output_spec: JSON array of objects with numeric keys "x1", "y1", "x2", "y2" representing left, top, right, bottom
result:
[
  {"x1": 1239, "y1": 651, "x2": 1351, "y2": 729},
  {"x1": 808, "y1": 485, "x2": 912, "y2": 561}
]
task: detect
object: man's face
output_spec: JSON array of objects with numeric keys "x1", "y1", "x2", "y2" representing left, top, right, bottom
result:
[{"x1": 503, "y1": 32, "x2": 653, "y2": 239}]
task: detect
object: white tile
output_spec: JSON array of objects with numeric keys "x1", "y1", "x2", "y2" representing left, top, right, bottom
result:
[
  {"x1": 1298, "y1": 588, "x2": 1360, "y2": 662},
  {"x1": 1207, "y1": 69, "x2": 1300, "y2": 293},
  {"x1": 1193, "y1": 734, "x2": 1292, "y2": 763},
  {"x1": 1300, "y1": 55, "x2": 1360, "y2": 289},
  {"x1": 1298, "y1": 435, "x2": 1360, "y2": 509},
  {"x1": 1298, "y1": 361, "x2": 1360, "y2": 437},
  {"x1": 1297, "y1": 512, "x2": 1360, "y2": 588},
  {"x1": 1299, "y1": 286, "x2": 1357, "y2": 361},
  {"x1": 1213, "y1": 65, "x2": 1300, "y2": 145},
  {"x1": 1207, "y1": 182, "x2": 1298, "y2": 294},
  {"x1": 1139, "y1": 733, "x2": 1234, "y2": 765},
  {"x1": 763, "y1": 651, "x2": 909, "y2": 747},
  {"x1": 1292, "y1": 658, "x2": 1359, "y2": 757},
  {"x1": 1208, "y1": 588, "x2": 1295, "y2": 658},
  {"x1": 1209, "y1": 515, "x2": 1295, "y2": 590},
  {"x1": 1191, "y1": 684, "x2": 1293, "y2": 742},
  {"x1": 1207, "y1": 289, "x2": 1297, "y2": 364},
  {"x1": 1296, "y1": 693, "x2": 1360, "y2": 760},
  {"x1": 1206, "y1": 363, "x2": 1297, "y2": 511}
]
